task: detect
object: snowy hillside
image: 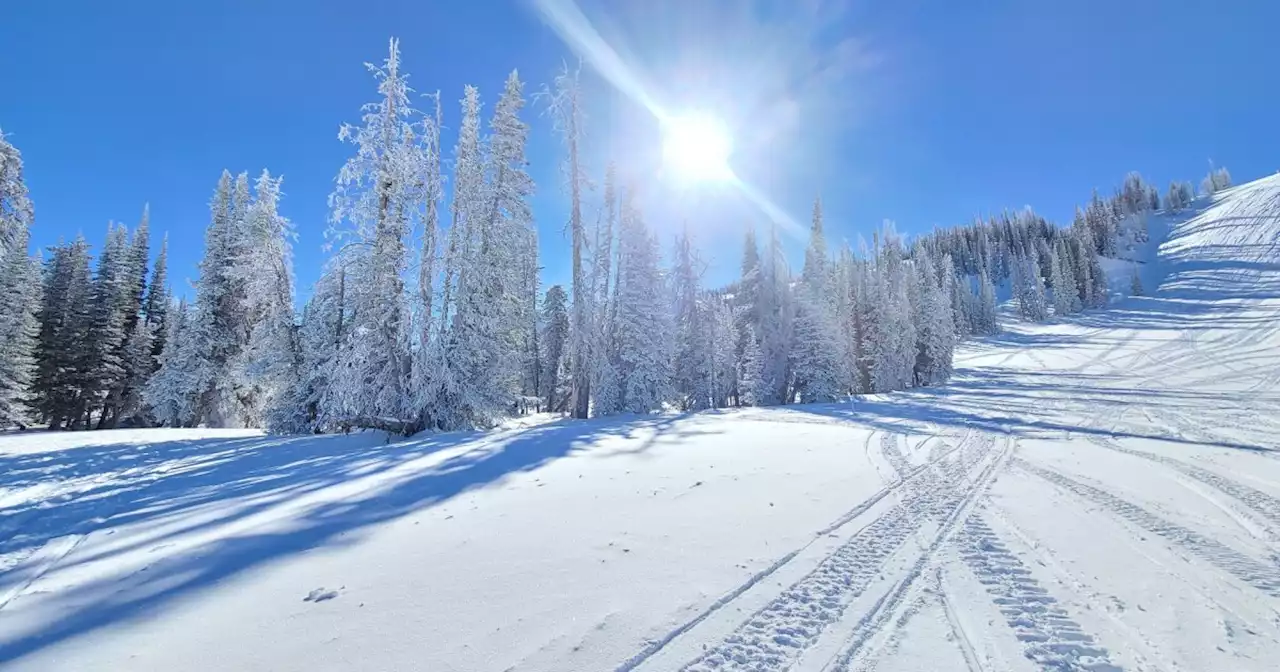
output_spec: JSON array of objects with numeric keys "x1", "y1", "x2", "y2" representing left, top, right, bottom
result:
[{"x1": 2, "y1": 174, "x2": 1280, "y2": 671}]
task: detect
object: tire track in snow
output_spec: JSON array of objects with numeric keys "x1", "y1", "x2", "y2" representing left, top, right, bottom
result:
[
  {"x1": 654, "y1": 435, "x2": 997, "y2": 672},
  {"x1": 1015, "y1": 459, "x2": 1280, "y2": 597},
  {"x1": 612, "y1": 428, "x2": 976, "y2": 672},
  {"x1": 823, "y1": 437, "x2": 1012, "y2": 672},
  {"x1": 936, "y1": 568, "x2": 986, "y2": 672},
  {"x1": 1087, "y1": 436, "x2": 1280, "y2": 530},
  {"x1": 956, "y1": 515, "x2": 1122, "y2": 672},
  {"x1": 880, "y1": 434, "x2": 912, "y2": 482}
]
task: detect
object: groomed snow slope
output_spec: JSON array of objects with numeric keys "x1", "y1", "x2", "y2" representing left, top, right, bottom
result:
[{"x1": 2, "y1": 175, "x2": 1280, "y2": 671}]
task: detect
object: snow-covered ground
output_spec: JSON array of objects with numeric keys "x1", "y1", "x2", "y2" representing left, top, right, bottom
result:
[{"x1": 3, "y1": 175, "x2": 1280, "y2": 671}]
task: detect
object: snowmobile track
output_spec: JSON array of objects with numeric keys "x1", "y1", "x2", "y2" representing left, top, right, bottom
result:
[
  {"x1": 821, "y1": 436, "x2": 1012, "y2": 672},
  {"x1": 956, "y1": 514, "x2": 1121, "y2": 672},
  {"x1": 1086, "y1": 435, "x2": 1280, "y2": 530},
  {"x1": 612, "y1": 428, "x2": 979, "y2": 672},
  {"x1": 1015, "y1": 459, "x2": 1280, "y2": 597}
]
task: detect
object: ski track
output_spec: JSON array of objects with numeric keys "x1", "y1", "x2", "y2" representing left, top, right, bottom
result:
[
  {"x1": 956, "y1": 514, "x2": 1121, "y2": 672},
  {"x1": 1015, "y1": 459, "x2": 1280, "y2": 597},
  {"x1": 669, "y1": 435, "x2": 998, "y2": 672}
]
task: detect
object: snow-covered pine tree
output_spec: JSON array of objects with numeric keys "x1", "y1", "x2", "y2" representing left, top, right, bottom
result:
[
  {"x1": 613, "y1": 186, "x2": 670, "y2": 413},
  {"x1": 144, "y1": 233, "x2": 170, "y2": 371},
  {"x1": 589, "y1": 162, "x2": 619, "y2": 415},
  {"x1": 99, "y1": 206, "x2": 153, "y2": 427},
  {"x1": 437, "y1": 72, "x2": 537, "y2": 429},
  {"x1": 327, "y1": 38, "x2": 428, "y2": 432},
  {"x1": 479, "y1": 70, "x2": 537, "y2": 417},
  {"x1": 181, "y1": 171, "x2": 243, "y2": 426},
  {"x1": 912, "y1": 250, "x2": 955, "y2": 387},
  {"x1": 671, "y1": 225, "x2": 711, "y2": 410},
  {"x1": 1201, "y1": 165, "x2": 1232, "y2": 196},
  {"x1": 706, "y1": 292, "x2": 738, "y2": 409},
  {"x1": 732, "y1": 226, "x2": 762, "y2": 404},
  {"x1": 1130, "y1": 268, "x2": 1144, "y2": 296},
  {"x1": 737, "y1": 324, "x2": 766, "y2": 406},
  {"x1": 412, "y1": 90, "x2": 443, "y2": 424},
  {"x1": 1165, "y1": 180, "x2": 1192, "y2": 212},
  {"x1": 1086, "y1": 244, "x2": 1109, "y2": 309},
  {"x1": 539, "y1": 284, "x2": 570, "y2": 411},
  {"x1": 542, "y1": 63, "x2": 592, "y2": 420},
  {"x1": 0, "y1": 130, "x2": 37, "y2": 427},
  {"x1": 791, "y1": 199, "x2": 842, "y2": 403},
  {"x1": 0, "y1": 129, "x2": 34, "y2": 260},
  {"x1": 85, "y1": 223, "x2": 131, "y2": 427},
  {"x1": 0, "y1": 226, "x2": 37, "y2": 427},
  {"x1": 268, "y1": 257, "x2": 348, "y2": 433},
  {"x1": 1050, "y1": 237, "x2": 1080, "y2": 316},
  {"x1": 147, "y1": 296, "x2": 197, "y2": 427},
  {"x1": 1014, "y1": 252, "x2": 1049, "y2": 322},
  {"x1": 975, "y1": 267, "x2": 999, "y2": 334},
  {"x1": 232, "y1": 170, "x2": 299, "y2": 426},
  {"x1": 430, "y1": 85, "x2": 486, "y2": 430},
  {"x1": 34, "y1": 238, "x2": 94, "y2": 428},
  {"x1": 758, "y1": 224, "x2": 795, "y2": 403}
]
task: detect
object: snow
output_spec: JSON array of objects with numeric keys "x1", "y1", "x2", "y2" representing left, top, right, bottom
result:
[{"x1": 3, "y1": 174, "x2": 1280, "y2": 670}]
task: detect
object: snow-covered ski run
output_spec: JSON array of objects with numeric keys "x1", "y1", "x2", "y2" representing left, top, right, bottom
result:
[{"x1": 2, "y1": 174, "x2": 1280, "y2": 670}]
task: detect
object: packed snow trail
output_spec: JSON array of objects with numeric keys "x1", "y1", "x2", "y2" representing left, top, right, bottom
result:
[{"x1": 2, "y1": 175, "x2": 1280, "y2": 670}]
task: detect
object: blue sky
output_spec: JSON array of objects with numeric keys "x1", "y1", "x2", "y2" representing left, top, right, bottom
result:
[{"x1": 4, "y1": 0, "x2": 1278, "y2": 297}]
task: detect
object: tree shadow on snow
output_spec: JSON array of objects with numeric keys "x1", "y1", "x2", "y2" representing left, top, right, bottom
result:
[{"x1": 0, "y1": 415, "x2": 695, "y2": 663}]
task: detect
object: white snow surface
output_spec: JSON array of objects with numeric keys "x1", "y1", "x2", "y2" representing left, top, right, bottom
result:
[{"x1": 3, "y1": 175, "x2": 1280, "y2": 671}]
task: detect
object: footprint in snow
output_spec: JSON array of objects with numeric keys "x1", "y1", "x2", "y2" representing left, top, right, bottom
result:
[{"x1": 304, "y1": 588, "x2": 339, "y2": 603}]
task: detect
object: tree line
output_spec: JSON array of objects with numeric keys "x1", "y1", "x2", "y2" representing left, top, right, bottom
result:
[{"x1": 0, "y1": 39, "x2": 1231, "y2": 432}]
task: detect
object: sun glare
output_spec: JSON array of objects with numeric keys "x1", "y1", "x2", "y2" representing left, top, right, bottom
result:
[{"x1": 661, "y1": 113, "x2": 733, "y2": 183}]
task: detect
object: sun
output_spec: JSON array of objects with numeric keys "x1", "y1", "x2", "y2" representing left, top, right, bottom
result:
[{"x1": 661, "y1": 112, "x2": 733, "y2": 183}]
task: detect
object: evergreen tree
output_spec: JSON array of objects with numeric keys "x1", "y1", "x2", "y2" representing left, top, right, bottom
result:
[
  {"x1": 327, "y1": 38, "x2": 427, "y2": 430},
  {"x1": 1014, "y1": 252, "x2": 1049, "y2": 322},
  {"x1": 432, "y1": 85, "x2": 486, "y2": 430},
  {"x1": 144, "y1": 234, "x2": 170, "y2": 370},
  {"x1": 412, "y1": 91, "x2": 443, "y2": 424},
  {"x1": 1201, "y1": 165, "x2": 1232, "y2": 195},
  {"x1": 0, "y1": 130, "x2": 37, "y2": 427},
  {"x1": 0, "y1": 229, "x2": 37, "y2": 427},
  {"x1": 543, "y1": 64, "x2": 592, "y2": 420},
  {"x1": 791, "y1": 200, "x2": 842, "y2": 402},
  {"x1": 235, "y1": 170, "x2": 299, "y2": 426},
  {"x1": 268, "y1": 259, "x2": 348, "y2": 433},
  {"x1": 100, "y1": 206, "x2": 154, "y2": 426},
  {"x1": 147, "y1": 297, "x2": 198, "y2": 427},
  {"x1": 86, "y1": 223, "x2": 131, "y2": 427},
  {"x1": 737, "y1": 324, "x2": 766, "y2": 406},
  {"x1": 539, "y1": 284, "x2": 570, "y2": 411},
  {"x1": 671, "y1": 225, "x2": 710, "y2": 410},
  {"x1": 614, "y1": 188, "x2": 669, "y2": 413},
  {"x1": 183, "y1": 171, "x2": 244, "y2": 426},
  {"x1": 758, "y1": 225, "x2": 795, "y2": 403},
  {"x1": 975, "y1": 267, "x2": 999, "y2": 335},
  {"x1": 912, "y1": 251, "x2": 955, "y2": 386},
  {"x1": 34, "y1": 238, "x2": 94, "y2": 428},
  {"x1": 0, "y1": 129, "x2": 34, "y2": 259},
  {"x1": 1051, "y1": 238, "x2": 1080, "y2": 316}
]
